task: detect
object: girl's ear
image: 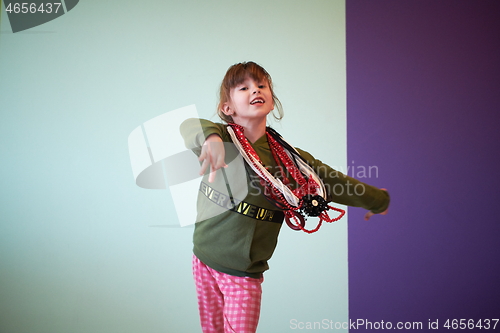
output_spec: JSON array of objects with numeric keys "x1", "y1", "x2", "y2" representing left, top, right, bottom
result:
[{"x1": 221, "y1": 103, "x2": 234, "y2": 116}]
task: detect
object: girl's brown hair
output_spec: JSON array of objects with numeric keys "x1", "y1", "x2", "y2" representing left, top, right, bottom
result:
[{"x1": 217, "y1": 61, "x2": 283, "y2": 123}]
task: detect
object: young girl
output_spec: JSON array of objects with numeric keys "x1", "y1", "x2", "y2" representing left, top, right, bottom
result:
[{"x1": 180, "y1": 62, "x2": 389, "y2": 333}]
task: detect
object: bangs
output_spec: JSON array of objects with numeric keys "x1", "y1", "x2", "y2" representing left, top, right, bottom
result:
[{"x1": 223, "y1": 62, "x2": 272, "y2": 89}]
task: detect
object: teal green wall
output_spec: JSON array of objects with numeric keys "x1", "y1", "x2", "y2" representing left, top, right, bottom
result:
[{"x1": 0, "y1": 1, "x2": 346, "y2": 332}]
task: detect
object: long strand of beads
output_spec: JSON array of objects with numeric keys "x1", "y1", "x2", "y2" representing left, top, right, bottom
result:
[{"x1": 227, "y1": 123, "x2": 345, "y2": 233}]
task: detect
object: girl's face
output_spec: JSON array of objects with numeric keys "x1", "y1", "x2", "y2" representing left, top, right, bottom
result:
[{"x1": 223, "y1": 77, "x2": 274, "y2": 125}]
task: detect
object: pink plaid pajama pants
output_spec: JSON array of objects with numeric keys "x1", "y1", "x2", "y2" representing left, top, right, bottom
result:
[{"x1": 192, "y1": 255, "x2": 264, "y2": 333}]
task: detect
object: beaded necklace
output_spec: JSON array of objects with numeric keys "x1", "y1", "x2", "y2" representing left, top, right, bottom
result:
[{"x1": 227, "y1": 123, "x2": 345, "y2": 234}]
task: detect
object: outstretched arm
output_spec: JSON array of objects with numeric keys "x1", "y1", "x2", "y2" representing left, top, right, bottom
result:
[
  {"x1": 294, "y1": 147, "x2": 390, "y2": 218},
  {"x1": 199, "y1": 134, "x2": 227, "y2": 183},
  {"x1": 180, "y1": 118, "x2": 228, "y2": 183}
]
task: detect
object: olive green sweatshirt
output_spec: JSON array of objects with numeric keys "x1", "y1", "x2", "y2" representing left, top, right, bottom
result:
[{"x1": 180, "y1": 118, "x2": 389, "y2": 278}]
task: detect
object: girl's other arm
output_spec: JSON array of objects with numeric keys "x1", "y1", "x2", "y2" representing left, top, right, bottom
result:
[{"x1": 294, "y1": 148, "x2": 390, "y2": 218}]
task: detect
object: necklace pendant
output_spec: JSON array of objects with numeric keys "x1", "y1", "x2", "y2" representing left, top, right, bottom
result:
[{"x1": 301, "y1": 194, "x2": 329, "y2": 217}]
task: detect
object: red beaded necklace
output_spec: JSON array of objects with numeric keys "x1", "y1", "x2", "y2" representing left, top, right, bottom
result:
[{"x1": 227, "y1": 123, "x2": 345, "y2": 234}]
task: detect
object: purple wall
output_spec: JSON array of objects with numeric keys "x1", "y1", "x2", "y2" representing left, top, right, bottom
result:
[{"x1": 347, "y1": 0, "x2": 500, "y2": 329}]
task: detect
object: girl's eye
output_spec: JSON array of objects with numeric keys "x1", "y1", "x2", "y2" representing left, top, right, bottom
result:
[
  {"x1": 239, "y1": 87, "x2": 248, "y2": 91},
  {"x1": 258, "y1": 85, "x2": 266, "y2": 89}
]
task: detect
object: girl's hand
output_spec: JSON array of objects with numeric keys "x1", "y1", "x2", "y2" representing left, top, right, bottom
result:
[
  {"x1": 364, "y1": 208, "x2": 388, "y2": 221},
  {"x1": 199, "y1": 134, "x2": 227, "y2": 183},
  {"x1": 364, "y1": 188, "x2": 389, "y2": 221}
]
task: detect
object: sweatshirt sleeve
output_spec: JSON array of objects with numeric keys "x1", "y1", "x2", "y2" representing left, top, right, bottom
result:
[
  {"x1": 296, "y1": 148, "x2": 390, "y2": 214},
  {"x1": 179, "y1": 118, "x2": 226, "y2": 154}
]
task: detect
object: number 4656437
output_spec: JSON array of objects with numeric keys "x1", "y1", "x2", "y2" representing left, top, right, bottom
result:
[
  {"x1": 443, "y1": 319, "x2": 498, "y2": 330},
  {"x1": 5, "y1": 2, "x2": 62, "y2": 14}
]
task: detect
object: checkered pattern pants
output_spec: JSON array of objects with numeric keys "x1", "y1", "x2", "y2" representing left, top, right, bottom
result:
[{"x1": 193, "y1": 255, "x2": 264, "y2": 333}]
